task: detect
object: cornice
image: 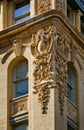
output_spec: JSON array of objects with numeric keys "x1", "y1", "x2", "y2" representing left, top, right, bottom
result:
[{"x1": 0, "y1": 10, "x2": 84, "y2": 49}]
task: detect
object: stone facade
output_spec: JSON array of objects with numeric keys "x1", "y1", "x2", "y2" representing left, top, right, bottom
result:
[{"x1": 0, "y1": 0, "x2": 84, "y2": 130}]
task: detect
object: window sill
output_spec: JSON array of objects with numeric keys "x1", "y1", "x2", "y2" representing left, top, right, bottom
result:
[{"x1": 10, "y1": 94, "x2": 28, "y2": 102}]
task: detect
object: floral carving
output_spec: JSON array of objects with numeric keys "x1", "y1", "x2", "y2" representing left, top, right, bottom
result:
[
  {"x1": 37, "y1": 0, "x2": 51, "y2": 14},
  {"x1": 31, "y1": 26, "x2": 68, "y2": 115},
  {"x1": 52, "y1": 26, "x2": 68, "y2": 115},
  {"x1": 31, "y1": 27, "x2": 54, "y2": 114}
]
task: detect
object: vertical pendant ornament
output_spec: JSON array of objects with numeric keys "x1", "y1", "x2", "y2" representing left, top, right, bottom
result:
[{"x1": 31, "y1": 27, "x2": 54, "y2": 114}]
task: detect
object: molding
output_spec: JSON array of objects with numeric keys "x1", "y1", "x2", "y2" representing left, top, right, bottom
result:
[
  {"x1": 10, "y1": 112, "x2": 28, "y2": 124},
  {"x1": 0, "y1": 10, "x2": 84, "y2": 49}
]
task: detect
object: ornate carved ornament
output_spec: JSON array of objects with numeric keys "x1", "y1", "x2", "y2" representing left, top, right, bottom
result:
[
  {"x1": 31, "y1": 27, "x2": 55, "y2": 114},
  {"x1": 37, "y1": 0, "x2": 52, "y2": 14},
  {"x1": 11, "y1": 97, "x2": 28, "y2": 116},
  {"x1": 13, "y1": 39, "x2": 22, "y2": 56},
  {"x1": 31, "y1": 26, "x2": 68, "y2": 115},
  {"x1": 2, "y1": 38, "x2": 27, "y2": 64},
  {"x1": 51, "y1": 26, "x2": 68, "y2": 115}
]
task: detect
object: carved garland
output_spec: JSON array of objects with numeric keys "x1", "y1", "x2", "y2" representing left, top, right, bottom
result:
[
  {"x1": 52, "y1": 26, "x2": 68, "y2": 115},
  {"x1": 31, "y1": 27, "x2": 55, "y2": 114},
  {"x1": 31, "y1": 26, "x2": 68, "y2": 115},
  {"x1": 37, "y1": 0, "x2": 52, "y2": 14}
]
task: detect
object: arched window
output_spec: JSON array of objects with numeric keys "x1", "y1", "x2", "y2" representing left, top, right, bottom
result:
[
  {"x1": 67, "y1": 65, "x2": 77, "y2": 104},
  {"x1": 13, "y1": 60, "x2": 28, "y2": 98}
]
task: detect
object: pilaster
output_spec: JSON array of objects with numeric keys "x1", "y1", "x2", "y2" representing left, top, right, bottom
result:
[{"x1": 75, "y1": 9, "x2": 83, "y2": 32}]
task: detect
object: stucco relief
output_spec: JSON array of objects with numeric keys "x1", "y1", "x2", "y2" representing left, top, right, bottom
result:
[
  {"x1": 31, "y1": 26, "x2": 68, "y2": 114},
  {"x1": 31, "y1": 27, "x2": 55, "y2": 114},
  {"x1": 37, "y1": 0, "x2": 51, "y2": 14},
  {"x1": 51, "y1": 26, "x2": 68, "y2": 115},
  {"x1": 2, "y1": 38, "x2": 26, "y2": 63},
  {"x1": 13, "y1": 39, "x2": 22, "y2": 56},
  {"x1": 11, "y1": 97, "x2": 28, "y2": 116}
]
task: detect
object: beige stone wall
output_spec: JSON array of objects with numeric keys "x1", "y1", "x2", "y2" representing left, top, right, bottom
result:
[{"x1": 0, "y1": 3, "x2": 84, "y2": 130}]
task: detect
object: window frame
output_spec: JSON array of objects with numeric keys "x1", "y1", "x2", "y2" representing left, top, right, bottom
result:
[
  {"x1": 12, "y1": 120, "x2": 28, "y2": 130},
  {"x1": 14, "y1": 0, "x2": 30, "y2": 24},
  {"x1": 67, "y1": 65, "x2": 77, "y2": 105},
  {"x1": 12, "y1": 60, "x2": 28, "y2": 98}
]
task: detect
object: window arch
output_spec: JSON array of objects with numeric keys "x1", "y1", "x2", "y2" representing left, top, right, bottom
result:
[
  {"x1": 13, "y1": 59, "x2": 28, "y2": 98},
  {"x1": 67, "y1": 63, "x2": 78, "y2": 105}
]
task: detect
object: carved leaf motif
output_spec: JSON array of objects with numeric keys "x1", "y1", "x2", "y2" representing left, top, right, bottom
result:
[
  {"x1": 31, "y1": 27, "x2": 54, "y2": 114},
  {"x1": 51, "y1": 26, "x2": 68, "y2": 115}
]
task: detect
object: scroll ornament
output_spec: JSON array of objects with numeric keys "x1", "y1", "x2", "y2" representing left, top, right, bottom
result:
[{"x1": 31, "y1": 27, "x2": 55, "y2": 114}]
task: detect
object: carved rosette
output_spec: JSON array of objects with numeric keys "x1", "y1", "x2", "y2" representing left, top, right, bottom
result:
[
  {"x1": 52, "y1": 26, "x2": 68, "y2": 115},
  {"x1": 37, "y1": 0, "x2": 52, "y2": 14},
  {"x1": 31, "y1": 27, "x2": 54, "y2": 114},
  {"x1": 13, "y1": 39, "x2": 22, "y2": 56}
]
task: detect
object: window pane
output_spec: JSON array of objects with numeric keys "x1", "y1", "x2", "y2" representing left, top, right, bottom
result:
[
  {"x1": 67, "y1": 69, "x2": 74, "y2": 87},
  {"x1": 15, "y1": 80, "x2": 28, "y2": 97},
  {"x1": 15, "y1": 124, "x2": 28, "y2": 130},
  {"x1": 15, "y1": 1, "x2": 30, "y2": 18},
  {"x1": 15, "y1": 15, "x2": 30, "y2": 24},
  {"x1": 67, "y1": 124, "x2": 76, "y2": 130},
  {"x1": 16, "y1": 61, "x2": 28, "y2": 80}
]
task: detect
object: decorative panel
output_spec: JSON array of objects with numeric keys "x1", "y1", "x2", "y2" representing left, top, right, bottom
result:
[
  {"x1": 67, "y1": 100, "x2": 78, "y2": 123},
  {"x1": 37, "y1": 0, "x2": 52, "y2": 14},
  {"x1": 10, "y1": 96, "x2": 28, "y2": 116}
]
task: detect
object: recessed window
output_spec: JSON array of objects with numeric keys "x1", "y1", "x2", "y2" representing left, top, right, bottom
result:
[
  {"x1": 67, "y1": 66, "x2": 76, "y2": 104},
  {"x1": 13, "y1": 60, "x2": 28, "y2": 98},
  {"x1": 81, "y1": 16, "x2": 84, "y2": 35},
  {"x1": 14, "y1": 0, "x2": 30, "y2": 24}
]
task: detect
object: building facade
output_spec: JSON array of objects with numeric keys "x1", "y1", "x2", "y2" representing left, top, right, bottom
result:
[{"x1": 0, "y1": 0, "x2": 84, "y2": 130}]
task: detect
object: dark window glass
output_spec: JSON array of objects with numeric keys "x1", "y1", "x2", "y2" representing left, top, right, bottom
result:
[
  {"x1": 67, "y1": 67, "x2": 76, "y2": 103},
  {"x1": 67, "y1": 124, "x2": 77, "y2": 130},
  {"x1": 14, "y1": 124, "x2": 28, "y2": 130}
]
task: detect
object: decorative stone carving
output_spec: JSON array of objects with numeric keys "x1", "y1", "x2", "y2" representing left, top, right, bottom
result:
[
  {"x1": 55, "y1": 0, "x2": 66, "y2": 14},
  {"x1": 31, "y1": 26, "x2": 68, "y2": 115},
  {"x1": 67, "y1": 100, "x2": 78, "y2": 123},
  {"x1": 52, "y1": 26, "x2": 68, "y2": 115},
  {"x1": 31, "y1": 27, "x2": 55, "y2": 114},
  {"x1": 37, "y1": 0, "x2": 51, "y2": 14},
  {"x1": 13, "y1": 39, "x2": 22, "y2": 56},
  {"x1": 2, "y1": 38, "x2": 26, "y2": 63},
  {"x1": 11, "y1": 96, "x2": 28, "y2": 116}
]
